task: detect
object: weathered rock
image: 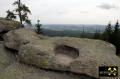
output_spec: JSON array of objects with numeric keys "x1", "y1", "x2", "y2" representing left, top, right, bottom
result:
[
  {"x1": 0, "y1": 41, "x2": 15, "y2": 72},
  {"x1": 3, "y1": 28, "x2": 120, "y2": 79},
  {"x1": 4, "y1": 28, "x2": 40, "y2": 50},
  {"x1": 18, "y1": 37, "x2": 120, "y2": 78},
  {"x1": 0, "y1": 19, "x2": 20, "y2": 40},
  {"x1": 0, "y1": 19, "x2": 19, "y2": 33},
  {"x1": 0, "y1": 63, "x2": 97, "y2": 79}
]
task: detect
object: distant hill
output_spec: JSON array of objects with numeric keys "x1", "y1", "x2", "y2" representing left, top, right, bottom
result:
[
  {"x1": 25, "y1": 24, "x2": 106, "y2": 37},
  {"x1": 42, "y1": 29, "x2": 95, "y2": 37},
  {"x1": 42, "y1": 29, "x2": 82, "y2": 37},
  {"x1": 41, "y1": 24, "x2": 106, "y2": 33}
]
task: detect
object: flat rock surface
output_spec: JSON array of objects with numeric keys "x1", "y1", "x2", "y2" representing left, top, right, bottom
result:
[
  {"x1": 0, "y1": 63, "x2": 98, "y2": 79},
  {"x1": 3, "y1": 28, "x2": 120, "y2": 79}
]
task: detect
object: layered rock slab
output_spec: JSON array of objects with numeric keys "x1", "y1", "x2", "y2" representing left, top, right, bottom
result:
[
  {"x1": 0, "y1": 41, "x2": 15, "y2": 72},
  {"x1": 0, "y1": 63, "x2": 98, "y2": 79},
  {"x1": 0, "y1": 19, "x2": 20, "y2": 40},
  {"x1": 3, "y1": 28, "x2": 120, "y2": 79},
  {"x1": 0, "y1": 19, "x2": 19, "y2": 33}
]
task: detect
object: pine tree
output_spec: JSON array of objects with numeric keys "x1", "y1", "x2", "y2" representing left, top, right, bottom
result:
[
  {"x1": 6, "y1": 10, "x2": 16, "y2": 20},
  {"x1": 6, "y1": 0, "x2": 31, "y2": 27},
  {"x1": 111, "y1": 21, "x2": 120, "y2": 55},
  {"x1": 102, "y1": 22, "x2": 113, "y2": 42},
  {"x1": 35, "y1": 20, "x2": 42, "y2": 34},
  {"x1": 114, "y1": 20, "x2": 119, "y2": 33}
]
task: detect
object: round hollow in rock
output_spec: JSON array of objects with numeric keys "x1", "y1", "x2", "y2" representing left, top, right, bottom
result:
[{"x1": 54, "y1": 45, "x2": 79, "y2": 66}]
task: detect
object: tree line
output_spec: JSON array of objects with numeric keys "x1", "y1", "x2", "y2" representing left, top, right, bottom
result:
[{"x1": 93, "y1": 21, "x2": 120, "y2": 55}]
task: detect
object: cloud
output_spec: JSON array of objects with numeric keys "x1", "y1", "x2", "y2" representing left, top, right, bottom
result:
[
  {"x1": 80, "y1": 11, "x2": 89, "y2": 14},
  {"x1": 97, "y1": 3, "x2": 119, "y2": 10}
]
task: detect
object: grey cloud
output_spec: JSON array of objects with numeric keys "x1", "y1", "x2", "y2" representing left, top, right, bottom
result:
[{"x1": 97, "y1": 3, "x2": 119, "y2": 10}]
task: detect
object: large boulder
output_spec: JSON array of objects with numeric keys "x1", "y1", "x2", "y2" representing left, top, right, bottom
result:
[
  {"x1": 18, "y1": 37, "x2": 120, "y2": 78},
  {"x1": 0, "y1": 19, "x2": 20, "y2": 33},
  {"x1": 3, "y1": 28, "x2": 120, "y2": 79},
  {"x1": 0, "y1": 18, "x2": 20, "y2": 40},
  {"x1": 0, "y1": 41, "x2": 15, "y2": 72},
  {"x1": 4, "y1": 28, "x2": 40, "y2": 50}
]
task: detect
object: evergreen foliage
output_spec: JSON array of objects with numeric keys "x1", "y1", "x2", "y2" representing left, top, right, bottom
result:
[
  {"x1": 6, "y1": 10, "x2": 16, "y2": 20},
  {"x1": 35, "y1": 20, "x2": 42, "y2": 34},
  {"x1": 111, "y1": 21, "x2": 120, "y2": 55},
  {"x1": 101, "y1": 22, "x2": 113, "y2": 42},
  {"x1": 101, "y1": 21, "x2": 120, "y2": 55},
  {"x1": 6, "y1": 0, "x2": 31, "y2": 27}
]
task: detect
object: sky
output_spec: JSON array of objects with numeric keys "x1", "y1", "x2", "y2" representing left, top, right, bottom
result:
[{"x1": 0, "y1": 0, "x2": 120, "y2": 24}]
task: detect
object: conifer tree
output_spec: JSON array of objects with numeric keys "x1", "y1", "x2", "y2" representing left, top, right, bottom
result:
[
  {"x1": 111, "y1": 21, "x2": 120, "y2": 55},
  {"x1": 6, "y1": 10, "x2": 16, "y2": 20},
  {"x1": 114, "y1": 20, "x2": 119, "y2": 33},
  {"x1": 35, "y1": 20, "x2": 42, "y2": 34},
  {"x1": 6, "y1": 0, "x2": 31, "y2": 27},
  {"x1": 102, "y1": 22, "x2": 113, "y2": 42}
]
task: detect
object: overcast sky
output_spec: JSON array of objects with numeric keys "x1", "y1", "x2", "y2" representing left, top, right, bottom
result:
[{"x1": 0, "y1": 0, "x2": 120, "y2": 24}]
